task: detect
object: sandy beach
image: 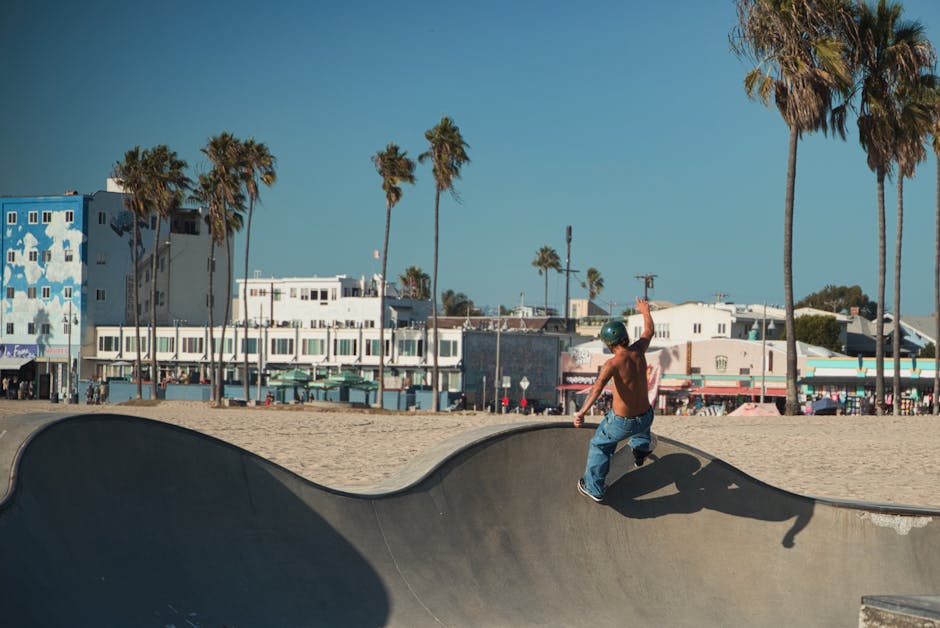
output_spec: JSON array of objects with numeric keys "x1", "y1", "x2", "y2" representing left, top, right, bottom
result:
[{"x1": 2, "y1": 400, "x2": 938, "y2": 509}]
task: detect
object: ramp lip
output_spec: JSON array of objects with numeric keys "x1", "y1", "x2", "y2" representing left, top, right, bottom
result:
[{"x1": 2, "y1": 414, "x2": 939, "y2": 516}]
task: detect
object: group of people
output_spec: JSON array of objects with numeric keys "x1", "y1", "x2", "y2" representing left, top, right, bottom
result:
[
  {"x1": 84, "y1": 379, "x2": 108, "y2": 405},
  {"x1": 1, "y1": 376, "x2": 34, "y2": 400}
]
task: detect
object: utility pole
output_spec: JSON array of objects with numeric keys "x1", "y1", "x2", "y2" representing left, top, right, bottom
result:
[
  {"x1": 564, "y1": 226, "x2": 572, "y2": 326},
  {"x1": 714, "y1": 291, "x2": 729, "y2": 304},
  {"x1": 635, "y1": 274, "x2": 657, "y2": 301}
]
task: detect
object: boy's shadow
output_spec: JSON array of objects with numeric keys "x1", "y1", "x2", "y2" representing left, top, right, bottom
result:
[{"x1": 603, "y1": 451, "x2": 814, "y2": 548}]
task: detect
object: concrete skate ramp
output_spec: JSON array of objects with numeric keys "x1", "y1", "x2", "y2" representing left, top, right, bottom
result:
[{"x1": 1, "y1": 414, "x2": 938, "y2": 627}]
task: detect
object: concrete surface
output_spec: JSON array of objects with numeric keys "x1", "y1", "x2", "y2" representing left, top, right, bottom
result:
[{"x1": 0, "y1": 413, "x2": 938, "y2": 627}]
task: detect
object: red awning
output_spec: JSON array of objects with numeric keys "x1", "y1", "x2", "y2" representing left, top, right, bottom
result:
[{"x1": 555, "y1": 384, "x2": 591, "y2": 391}]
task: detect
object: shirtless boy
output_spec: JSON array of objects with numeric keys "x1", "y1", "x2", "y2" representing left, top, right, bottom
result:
[{"x1": 574, "y1": 297, "x2": 655, "y2": 503}]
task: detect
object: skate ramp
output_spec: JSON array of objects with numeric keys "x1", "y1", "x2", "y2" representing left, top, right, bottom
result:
[{"x1": 0, "y1": 413, "x2": 938, "y2": 627}]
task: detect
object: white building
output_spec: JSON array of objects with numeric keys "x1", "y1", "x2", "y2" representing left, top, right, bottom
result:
[
  {"x1": 623, "y1": 302, "x2": 850, "y2": 351},
  {"x1": 234, "y1": 275, "x2": 430, "y2": 330}
]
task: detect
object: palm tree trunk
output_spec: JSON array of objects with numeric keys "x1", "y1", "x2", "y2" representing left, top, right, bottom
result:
[
  {"x1": 544, "y1": 272, "x2": 549, "y2": 311},
  {"x1": 935, "y1": 156, "x2": 940, "y2": 415},
  {"x1": 432, "y1": 188, "x2": 441, "y2": 412},
  {"x1": 783, "y1": 126, "x2": 799, "y2": 415},
  {"x1": 133, "y1": 219, "x2": 143, "y2": 400},
  {"x1": 218, "y1": 236, "x2": 233, "y2": 403},
  {"x1": 243, "y1": 200, "x2": 254, "y2": 402},
  {"x1": 378, "y1": 200, "x2": 391, "y2": 409},
  {"x1": 207, "y1": 239, "x2": 216, "y2": 404},
  {"x1": 876, "y1": 170, "x2": 886, "y2": 416},
  {"x1": 893, "y1": 177, "x2": 904, "y2": 416},
  {"x1": 151, "y1": 216, "x2": 162, "y2": 400}
]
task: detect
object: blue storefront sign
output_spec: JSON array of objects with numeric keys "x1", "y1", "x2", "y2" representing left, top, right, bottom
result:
[{"x1": 0, "y1": 344, "x2": 38, "y2": 359}]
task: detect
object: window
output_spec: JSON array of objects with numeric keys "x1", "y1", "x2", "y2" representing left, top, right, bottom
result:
[
  {"x1": 290, "y1": 288, "x2": 297, "y2": 298},
  {"x1": 64, "y1": 287, "x2": 72, "y2": 298},
  {"x1": 439, "y1": 340, "x2": 457, "y2": 357},
  {"x1": 156, "y1": 337, "x2": 175, "y2": 353},
  {"x1": 334, "y1": 339, "x2": 357, "y2": 356},
  {"x1": 27, "y1": 322, "x2": 36, "y2": 335},
  {"x1": 181, "y1": 337, "x2": 204, "y2": 354},
  {"x1": 5, "y1": 323, "x2": 12, "y2": 334},
  {"x1": 96, "y1": 289, "x2": 106, "y2": 301},
  {"x1": 365, "y1": 339, "x2": 383, "y2": 356},
  {"x1": 6, "y1": 212, "x2": 16, "y2": 224},
  {"x1": 715, "y1": 355, "x2": 728, "y2": 373},
  {"x1": 211, "y1": 338, "x2": 233, "y2": 353},
  {"x1": 64, "y1": 249, "x2": 73, "y2": 262},
  {"x1": 28, "y1": 251, "x2": 37, "y2": 262},
  {"x1": 718, "y1": 323, "x2": 727, "y2": 334},
  {"x1": 65, "y1": 210, "x2": 74, "y2": 223},
  {"x1": 41, "y1": 286, "x2": 50, "y2": 299},
  {"x1": 397, "y1": 339, "x2": 423, "y2": 357},
  {"x1": 98, "y1": 336, "x2": 120, "y2": 352},
  {"x1": 241, "y1": 338, "x2": 259, "y2": 354},
  {"x1": 41, "y1": 323, "x2": 50, "y2": 335},
  {"x1": 320, "y1": 290, "x2": 328, "y2": 301},
  {"x1": 27, "y1": 211, "x2": 38, "y2": 224},
  {"x1": 42, "y1": 211, "x2": 52, "y2": 223},
  {"x1": 41, "y1": 250, "x2": 52, "y2": 262},
  {"x1": 739, "y1": 367, "x2": 751, "y2": 375},
  {"x1": 125, "y1": 337, "x2": 148, "y2": 353},
  {"x1": 302, "y1": 338, "x2": 324, "y2": 355},
  {"x1": 98, "y1": 211, "x2": 107, "y2": 225},
  {"x1": 4, "y1": 287, "x2": 12, "y2": 299},
  {"x1": 654, "y1": 323, "x2": 670, "y2": 339},
  {"x1": 693, "y1": 323, "x2": 702, "y2": 334},
  {"x1": 27, "y1": 287, "x2": 36, "y2": 299},
  {"x1": 273, "y1": 289, "x2": 281, "y2": 302},
  {"x1": 96, "y1": 252, "x2": 106, "y2": 265},
  {"x1": 270, "y1": 338, "x2": 294, "y2": 355},
  {"x1": 6, "y1": 251, "x2": 14, "y2": 263}
]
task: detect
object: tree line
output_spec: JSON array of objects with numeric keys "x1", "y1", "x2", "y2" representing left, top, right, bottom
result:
[
  {"x1": 113, "y1": 134, "x2": 277, "y2": 405},
  {"x1": 732, "y1": 0, "x2": 940, "y2": 416}
]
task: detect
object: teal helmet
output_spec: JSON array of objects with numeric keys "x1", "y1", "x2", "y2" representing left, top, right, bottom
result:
[{"x1": 600, "y1": 320, "x2": 628, "y2": 347}]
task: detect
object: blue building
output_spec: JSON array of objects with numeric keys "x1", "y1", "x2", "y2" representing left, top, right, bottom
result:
[{"x1": 0, "y1": 186, "x2": 220, "y2": 398}]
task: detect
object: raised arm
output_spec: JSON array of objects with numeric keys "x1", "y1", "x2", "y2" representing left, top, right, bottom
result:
[{"x1": 632, "y1": 297, "x2": 654, "y2": 353}]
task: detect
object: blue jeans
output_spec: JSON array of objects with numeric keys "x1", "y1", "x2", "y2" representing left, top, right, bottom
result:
[{"x1": 582, "y1": 407, "x2": 654, "y2": 497}]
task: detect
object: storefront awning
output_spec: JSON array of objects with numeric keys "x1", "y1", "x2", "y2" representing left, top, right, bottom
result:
[
  {"x1": 555, "y1": 384, "x2": 591, "y2": 391},
  {"x1": 0, "y1": 357, "x2": 34, "y2": 370}
]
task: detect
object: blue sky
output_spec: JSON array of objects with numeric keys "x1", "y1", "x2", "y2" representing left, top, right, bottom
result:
[{"x1": 3, "y1": 0, "x2": 940, "y2": 315}]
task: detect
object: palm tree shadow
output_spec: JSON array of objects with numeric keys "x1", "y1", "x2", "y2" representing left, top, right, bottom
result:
[{"x1": 604, "y1": 452, "x2": 814, "y2": 548}]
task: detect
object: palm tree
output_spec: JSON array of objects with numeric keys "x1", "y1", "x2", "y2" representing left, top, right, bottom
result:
[
  {"x1": 855, "y1": 0, "x2": 934, "y2": 414},
  {"x1": 581, "y1": 267, "x2": 605, "y2": 301},
  {"x1": 237, "y1": 138, "x2": 277, "y2": 403},
  {"x1": 441, "y1": 289, "x2": 481, "y2": 316},
  {"x1": 399, "y1": 265, "x2": 430, "y2": 299},
  {"x1": 890, "y1": 75, "x2": 937, "y2": 414},
  {"x1": 196, "y1": 132, "x2": 245, "y2": 404},
  {"x1": 419, "y1": 116, "x2": 470, "y2": 411},
  {"x1": 731, "y1": 0, "x2": 855, "y2": 415},
  {"x1": 112, "y1": 146, "x2": 150, "y2": 400},
  {"x1": 372, "y1": 143, "x2": 416, "y2": 409},
  {"x1": 933, "y1": 103, "x2": 940, "y2": 415},
  {"x1": 145, "y1": 145, "x2": 190, "y2": 400},
  {"x1": 532, "y1": 245, "x2": 561, "y2": 312}
]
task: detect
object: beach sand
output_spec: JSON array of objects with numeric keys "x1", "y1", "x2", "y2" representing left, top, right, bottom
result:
[{"x1": 2, "y1": 400, "x2": 937, "y2": 509}]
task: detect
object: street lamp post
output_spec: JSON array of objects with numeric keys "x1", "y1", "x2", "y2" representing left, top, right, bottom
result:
[
  {"x1": 63, "y1": 302, "x2": 78, "y2": 403},
  {"x1": 751, "y1": 304, "x2": 776, "y2": 404}
]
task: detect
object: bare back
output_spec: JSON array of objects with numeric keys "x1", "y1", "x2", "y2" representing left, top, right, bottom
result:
[{"x1": 601, "y1": 341, "x2": 650, "y2": 418}]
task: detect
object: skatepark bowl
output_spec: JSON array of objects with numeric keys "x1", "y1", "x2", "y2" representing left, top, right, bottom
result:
[{"x1": 0, "y1": 413, "x2": 938, "y2": 627}]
